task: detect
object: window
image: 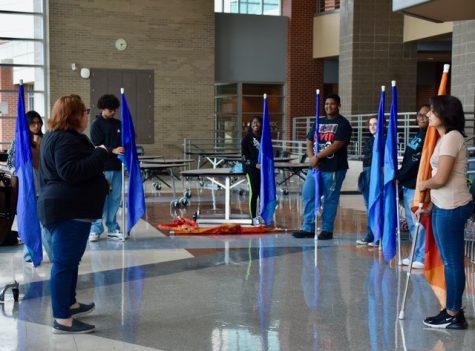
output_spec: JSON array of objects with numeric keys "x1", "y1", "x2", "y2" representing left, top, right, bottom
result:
[
  {"x1": 0, "y1": 0, "x2": 47, "y2": 151},
  {"x1": 215, "y1": 0, "x2": 281, "y2": 16}
]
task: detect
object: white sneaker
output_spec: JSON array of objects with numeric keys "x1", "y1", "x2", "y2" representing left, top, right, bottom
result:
[
  {"x1": 107, "y1": 230, "x2": 123, "y2": 240},
  {"x1": 412, "y1": 261, "x2": 424, "y2": 269},
  {"x1": 89, "y1": 233, "x2": 100, "y2": 242},
  {"x1": 252, "y1": 217, "x2": 261, "y2": 226},
  {"x1": 402, "y1": 258, "x2": 410, "y2": 266}
]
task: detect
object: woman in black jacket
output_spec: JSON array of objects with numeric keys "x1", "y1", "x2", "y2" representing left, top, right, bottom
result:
[
  {"x1": 241, "y1": 117, "x2": 262, "y2": 225},
  {"x1": 38, "y1": 95, "x2": 122, "y2": 334}
]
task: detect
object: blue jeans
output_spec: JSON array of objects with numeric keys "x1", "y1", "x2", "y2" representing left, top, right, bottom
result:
[
  {"x1": 91, "y1": 170, "x2": 122, "y2": 234},
  {"x1": 301, "y1": 169, "x2": 346, "y2": 233},
  {"x1": 23, "y1": 223, "x2": 53, "y2": 262},
  {"x1": 403, "y1": 187, "x2": 426, "y2": 263},
  {"x1": 432, "y1": 202, "x2": 473, "y2": 311},
  {"x1": 48, "y1": 220, "x2": 91, "y2": 319},
  {"x1": 358, "y1": 167, "x2": 373, "y2": 241}
]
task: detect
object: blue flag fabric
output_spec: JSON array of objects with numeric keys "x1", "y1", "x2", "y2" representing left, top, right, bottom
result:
[
  {"x1": 382, "y1": 84, "x2": 398, "y2": 262},
  {"x1": 120, "y1": 92, "x2": 145, "y2": 234},
  {"x1": 368, "y1": 89, "x2": 385, "y2": 244},
  {"x1": 15, "y1": 84, "x2": 42, "y2": 266},
  {"x1": 258, "y1": 95, "x2": 277, "y2": 225},
  {"x1": 313, "y1": 91, "x2": 321, "y2": 215}
]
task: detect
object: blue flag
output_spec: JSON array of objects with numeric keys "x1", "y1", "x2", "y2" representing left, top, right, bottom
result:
[
  {"x1": 259, "y1": 94, "x2": 277, "y2": 225},
  {"x1": 368, "y1": 88, "x2": 385, "y2": 243},
  {"x1": 382, "y1": 84, "x2": 398, "y2": 262},
  {"x1": 120, "y1": 92, "x2": 145, "y2": 234},
  {"x1": 313, "y1": 90, "x2": 321, "y2": 215},
  {"x1": 15, "y1": 83, "x2": 42, "y2": 266}
]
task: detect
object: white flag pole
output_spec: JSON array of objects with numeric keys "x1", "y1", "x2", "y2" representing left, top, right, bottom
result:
[{"x1": 120, "y1": 88, "x2": 126, "y2": 242}]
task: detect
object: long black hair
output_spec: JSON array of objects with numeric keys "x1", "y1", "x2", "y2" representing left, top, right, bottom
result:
[
  {"x1": 26, "y1": 110, "x2": 43, "y2": 148},
  {"x1": 247, "y1": 116, "x2": 262, "y2": 137}
]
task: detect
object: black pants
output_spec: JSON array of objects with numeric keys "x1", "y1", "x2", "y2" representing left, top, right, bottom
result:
[{"x1": 246, "y1": 167, "x2": 260, "y2": 218}]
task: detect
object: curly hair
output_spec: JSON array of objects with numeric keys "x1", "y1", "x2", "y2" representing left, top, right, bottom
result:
[{"x1": 97, "y1": 94, "x2": 120, "y2": 110}]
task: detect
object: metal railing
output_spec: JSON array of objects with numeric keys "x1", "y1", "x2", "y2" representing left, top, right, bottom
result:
[{"x1": 293, "y1": 112, "x2": 475, "y2": 161}]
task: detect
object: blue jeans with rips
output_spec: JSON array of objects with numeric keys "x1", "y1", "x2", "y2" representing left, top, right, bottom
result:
[
  {"x1": 47, "y1": 220, "x2": 91, "y2": 319},
  {"x1": 432, "y1": 201, "x2": 473, "y2": 311},
  {"x1": 90, "y1": 170, "x2": 122, "y2": 234},
  {"x1": 403, "y1": 187, "x2": 426, "y2": 263},
  {"x1": 301, "y1": 169, "x2": 346, "y2": 233}
]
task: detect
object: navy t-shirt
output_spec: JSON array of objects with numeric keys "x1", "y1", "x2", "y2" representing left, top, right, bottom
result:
[{"x1": 306, "y1": 114, "x2": 352, "y2": 172}]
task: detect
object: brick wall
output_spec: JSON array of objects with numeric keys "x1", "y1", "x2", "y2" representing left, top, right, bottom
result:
[
  {"x1": 283, "y1": 0, "x2": 324, "y2": 139},
  {"x1": 49, "y1": 0, "x2": 215, "y2": 157},
  {"x1": 339, "y1": 0, "x2": 417, "y2": 115}
]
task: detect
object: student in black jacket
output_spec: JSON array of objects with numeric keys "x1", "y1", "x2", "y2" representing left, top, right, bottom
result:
[
  {"x1": 241, "y1": 117, "x2": 262, "y2": 225},
  {"x1": 38, "y1": 95, "x2": 121, "y2": 334},
  {"x1": 397, "y1": 105, "x2": 429, "y2": 269}
]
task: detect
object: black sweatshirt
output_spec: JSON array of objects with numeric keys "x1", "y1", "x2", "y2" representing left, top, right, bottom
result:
[
  {"x1": 90, "y1": 115, "x2": 122, "y2": 171},
  {"x1": 397, "y1": 128, "x2": 427, "y2": 189},
  {"x1": 241, "y1": 132, "x2": 260, "y2": 171},
  {"x1": 38, "y1": 130, "x2": 109, "y2": 225}
]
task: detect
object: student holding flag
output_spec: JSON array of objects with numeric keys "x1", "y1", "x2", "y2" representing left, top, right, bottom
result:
[
  {"x1": 293, "y1": 94, "x2": 352, "y2": 239},
  {"x1": 89, "y1": 94, "x2": 124, "y2": 242},
  {"x1": 38, "y1": 94, "x2": 121, "y2": 333},
  {"x1": 418, "y1": 95, "x2": 473, "y2": 329}
]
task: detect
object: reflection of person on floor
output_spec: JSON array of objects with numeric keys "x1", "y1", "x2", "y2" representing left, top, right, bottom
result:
[
  {"x1": 397, "y1": 105, "x2": 429, "y2": 269},
  {"x1": 293, "y1": 94, "x2": 352, "y2": 239},
  {"x1": 38, "y1": 94, "x2": 113, "y2": 334},
  {"x1": 367, "y1": 259, "x2": 396, "y2": 351},
  {"x1": 301, "y1": 247, "x2": 320, "y2": 351},
  {"x1": 242, "y1": 117, "x2": 262, "y2": 225},
  {"x1": 356, "y1": 117, "x2": 377, "y2": 246},
  {"x1": 89, "y1": 94, "x2": 124, "y2": 242},
  {"x1": 6, "y1": 110, "x2": 53, "y2": 263},
  {"x1": 419, "y1": 95, "x2": 473, "y2": 330}
]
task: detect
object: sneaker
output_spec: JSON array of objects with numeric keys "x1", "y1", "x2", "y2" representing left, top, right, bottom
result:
[
  {"x1": 292, "y1": 230, "x2": 315, "y2": 238},
  {"x1": 356, "y1": 237, "x2": 371, "y2": 245},
  {"x1": 368, "y1": 240, "x2": 380, "y2": 247},
  {"x1": 412, "y1": 261, "x2": 424, "y2": 269},
  {"x1": 252, "y1": 217, "x2": 262, "y2": 226},
  {"x1": 52, "y1": 319, "x2": 95, "y2": 334},
  {"x1": 423, "y1": 309, "x2": 468, "y2": 329},
  {"x1": 70, "y1": 302, "x2": 95, "y2": 318},
  {"x1": 317, "y1": 231, "x2": 333, "y2": 240},
  {"x1": 89, "y1": 233, "x2": 100, "y2": 242},
  {"x1": 402, "y1": 257, "x2": 410, "y2": 266},
  {"x1": 107, "y1": 230, "x2": 123, "y2": 240}
]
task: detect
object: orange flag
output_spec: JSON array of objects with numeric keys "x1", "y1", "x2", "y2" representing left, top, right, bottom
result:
[{"x1": 412, "y1": 64, "x2": 450, "y2": 307}]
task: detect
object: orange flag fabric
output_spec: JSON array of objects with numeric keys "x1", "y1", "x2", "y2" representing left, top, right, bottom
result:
[{"x1": 412, "y1": 64, "x2": 450, "y2": 307}]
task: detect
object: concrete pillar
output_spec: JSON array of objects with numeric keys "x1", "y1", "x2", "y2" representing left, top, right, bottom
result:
[
  {"x1": 451, "y1": 20, "x2": 475, "y2": 114},
  {"x1": 339, "y1": 0, "x2": 418, "y2": 114}
]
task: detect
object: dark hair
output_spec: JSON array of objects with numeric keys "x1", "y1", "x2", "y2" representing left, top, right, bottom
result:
[
  {"x1": 26, "y1": 110, "x2": 43, "y2": 146},
  {"x1": 97, "y1": 94, "x2": 120, "y2": 110},
  {"x1": 247, "y1": 116, "x2": 262, "y2": 135},
  {"x1": 48, "y1": 94, "x2": 86, "y2": 132},
  {"x1": 419, "y1": 104, "x2": 430, "y2": 110},
  {"x1": 429, "y1": 95, "x2": 466, "y2": 137},
  {"x1": 325, "y1": 94, "x2": 341, "y2": 105}
]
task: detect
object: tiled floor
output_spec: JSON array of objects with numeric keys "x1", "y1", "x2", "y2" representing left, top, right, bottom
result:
[{"x1": 1, "y1": 181, "x2": 475, "y2": 351}]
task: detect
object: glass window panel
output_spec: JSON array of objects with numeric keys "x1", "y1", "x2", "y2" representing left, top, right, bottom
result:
[
  {"x1": 0, "y1": 13, "x2": 43, "y2": 39},
  {"x1": 242, "y1": 83, "x2": 282, "y2": 95},
  {"x1": 0, "y1": 0, "x2": 43, "y2": 12},
  {"x1": 247, "y1": 4, "x2": 262, "y2": 15},
  {"x1": 0, "y1": 40, "x2": 43, "y2": 65},
  {"x1": 214, "y1": 0, "x2": 223, "y2": 12},
  {"x1": 263, "y1": 3, "x2": 280, "y2": 15},
  {"x1": 242, "y1": 96, "x2": 283, "y2": 113},
  {"x1": 216, "y1": 96, "x2": 237, "y2": 113},
  {"x1": 10, "y1": 66, "x2": 45, "y2": 90},
  {"x1": 216, "y1": 83, "x2": 237, "y2": 95}
]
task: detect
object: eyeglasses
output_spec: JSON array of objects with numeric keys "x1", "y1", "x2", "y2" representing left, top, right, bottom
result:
[{"x1": 84, "y1": 108, "x2": 91, "y2": 114}]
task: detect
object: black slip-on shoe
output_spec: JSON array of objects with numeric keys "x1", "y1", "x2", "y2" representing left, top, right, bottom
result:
[
  {"x1": 423, "y1": 309, "x2": 468, "y2": 330},
  {"x1": 70, "y1": 302, "x2": 95, "y2": 318},
  {"x1": 317, "y1": 231, "x2": 333, "y2": 240},
  {"x1": 292, "y1": 230, "x2": 315, "y2": 238},
  {"x1": 52, "y1": 319, "x2": 95, "y2": 334}
]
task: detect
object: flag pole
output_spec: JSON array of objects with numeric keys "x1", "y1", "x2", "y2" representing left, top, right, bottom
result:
[
  {"x1": 314, "y1": 89, "x2": 321, "y2": 242},
  {"x1": 121, "y1": 87, "x2": 126, "y2": 242}
]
